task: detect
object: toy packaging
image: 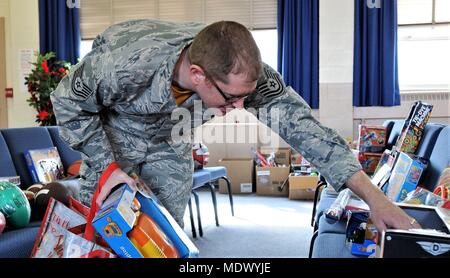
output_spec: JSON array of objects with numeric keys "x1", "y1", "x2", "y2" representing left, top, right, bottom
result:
[
  {"x1": 384, "y1": 152, "x2": 428, "y2": 202},
  {"x1": 357, "y1": 152, "x2": 382, "y2": 175},
  {"x1": 346, "y1": 210, "x2": 369, "y2": 244},
  {"x1": 402, "y1": 187, "x2": 447, "y2": 207},
  {"x1": 357, "y1": 125, "x2": 387, "y2": 153},
  {"x1": 394, "y1": 101, "x2": 433, "y2": 154},
  {"x1": 381, "y1": 203, "x2": 450, "y2": 258},
  {"x1": 92, "y1": 183, "x2": 199, "y2": 258},
  {"x1": 373, "y1": 149, "x2": 397, "y2": 176},
  {"x1": 24, "y1": 147, "x2": 65, "y2": 184}
]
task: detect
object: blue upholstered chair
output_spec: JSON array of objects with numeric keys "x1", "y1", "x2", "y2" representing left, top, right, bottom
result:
[
  {"x1": 1, "y1": 127, "x2": 56, "y2": 189},
  {"x1": 189, "y1": 166, "x2": 234, "y2": 238},
  {"x1": 0, "y1": 132, "x2": 17, "y2": 178}
]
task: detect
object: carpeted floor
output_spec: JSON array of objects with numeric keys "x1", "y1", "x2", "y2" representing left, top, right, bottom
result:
[{"x1": 183, "y1": 190, "x2": 314, "y2": 258}]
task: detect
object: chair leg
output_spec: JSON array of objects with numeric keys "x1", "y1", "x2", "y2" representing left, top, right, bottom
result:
[
  {"x1": 192, "y1": 190, "x2": 203, "y2": 237},
  {"x1": 220, "y1": 177, "x2": 234, "y2": 216},
  {"x1": 208, "y1": 183, "x2": 219, "y2": 226},
  {"x1": 311, "y1": 182, "x2": 326, "y2": 227},
  {"x1": 309, "y1": 230, "x2": 319, "y2": 258},
  {"x1": 188, "y1": 197, "x2": 196, "y2": 238}
]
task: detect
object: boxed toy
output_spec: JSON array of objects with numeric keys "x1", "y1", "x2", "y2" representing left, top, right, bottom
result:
[
  {"x1": 92, "y1": 183, "x2": 199, "y2": 258},
  {"x1": 357, "y1": 125, "x2": 387, "y2": 153},
  {"x1": 24, "y1": 147, "x2": 65, "y2": 183},
  {"x1": 384, "y1": 152, "x2": 428, "y2": 202},
  {"x1": 394, "y1": 101, "x2": 433, "y2": 154},
  {"x1": 357, "y1": 152, "x2": 382, "y2": 175},
  {"x1": 380, "y1": 204, "x2": 450, "y2": 258},
  {"x1": 373, "y1": 149, "x2": 397, "y2": 177}
]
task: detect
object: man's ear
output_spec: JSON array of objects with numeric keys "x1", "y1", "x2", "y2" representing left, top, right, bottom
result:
[{"x1": 189, "y1": 65, "x2": 205, "y2": 85}]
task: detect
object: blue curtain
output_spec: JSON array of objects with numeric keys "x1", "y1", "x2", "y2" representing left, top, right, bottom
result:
[
  {"x1": 277, "y1": 0, "x2": 319, "y2": 109},
  {"x1": 353, "y1": 0, "x2": 400, "y2": 107},
  {"x1": 39, "y1": 0, "x2": 80, "y2": 64}
]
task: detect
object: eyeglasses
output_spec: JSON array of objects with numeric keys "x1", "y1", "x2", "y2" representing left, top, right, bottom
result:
[{"x1": 204, "y1": 71, "x2": 250, "y2": 104}]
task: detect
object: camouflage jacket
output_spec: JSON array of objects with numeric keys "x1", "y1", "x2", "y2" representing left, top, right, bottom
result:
[{"x1": 51, "y1": 19, "x2": 361, "y2": 191}]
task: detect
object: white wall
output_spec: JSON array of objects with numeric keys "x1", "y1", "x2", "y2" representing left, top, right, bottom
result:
[
  {"x1": 318, "y1": 0, "x2": 450, "y2": 141},
  {"x1": 1, "y1": 0, "x2": 39, "y2": 128},
  {"x1": 318, "y1": 0, "x2": 354, "y2": 140}
]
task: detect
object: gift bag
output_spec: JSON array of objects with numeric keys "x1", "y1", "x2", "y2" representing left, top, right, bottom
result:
[{"x1": 30, "y1": 197, "x2": 116, "y2": 258}]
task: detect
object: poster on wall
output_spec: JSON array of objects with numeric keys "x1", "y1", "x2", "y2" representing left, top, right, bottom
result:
[{"x1": 19, "y1": 49, "x2": 34, "y2": 93}]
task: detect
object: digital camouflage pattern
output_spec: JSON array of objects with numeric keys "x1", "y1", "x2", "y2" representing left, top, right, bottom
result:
[
  {"x1": 51, "y1": 19, "x2": 361, "y2": 226},
  {"x1": 247, "y1": 66, "x2": 362, "y2": 191},
  {"x1": 51, "y1": 20, "x2": 202, "y2": 226}
]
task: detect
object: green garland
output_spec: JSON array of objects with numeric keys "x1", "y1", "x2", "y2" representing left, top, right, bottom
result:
[{"x1": 24, "y1": 52, "x2": 72, "y2": 126}]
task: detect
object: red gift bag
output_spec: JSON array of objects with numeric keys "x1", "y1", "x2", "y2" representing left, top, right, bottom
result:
[
  {"x1": 31, "y1": 172, "x2": 117, "y2": 258},
  {"x1": 30, "y1": 196, "x2": 115, "y2": 258}
]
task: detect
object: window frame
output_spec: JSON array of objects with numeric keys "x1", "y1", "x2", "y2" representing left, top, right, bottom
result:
[{"x1": 398, "y1": 0, "x2": 450, "y2": 27}]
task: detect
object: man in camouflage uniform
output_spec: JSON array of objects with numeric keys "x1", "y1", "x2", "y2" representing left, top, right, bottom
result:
[{"x1": 51, "y1": 20, "x2": 418, "y2": 231}]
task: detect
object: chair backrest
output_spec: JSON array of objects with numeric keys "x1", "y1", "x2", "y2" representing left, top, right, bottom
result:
[
  {"x1": 419, "y1": 126, "x2": 450, "y2": 191},
  {"x1": 415, "y1": 123, "x2": 445, "y2": 160},
  {"x1": 0, "y1": 127, "x2": 55, "y2": 189},
  {"x1": 385, "y1": 120, "x2": 405, "y2": 150},
  {"x1": 382, "y1": 120, "x2": 395, "y2": 143},
  {"x1": 47, "y1": 126, "x2": 82, "y2": 170},
  {"x1": 0, "y1": 132, "x2": 18, "y2": 177}
]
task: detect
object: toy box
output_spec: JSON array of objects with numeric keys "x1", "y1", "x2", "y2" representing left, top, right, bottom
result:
[
  {"x1": 373, "y1": 149, "x2": 397, "y2": 177},
  {"x1": 381, "y1": 204, "x2": 450, "y2": 258},
  {"x1": 24, "y1": 147, "x2": 65, "y2": 183},
  {"x1": 384, "y1": 152, "x2": 428, "y2": 202},
  {"x1": 92, "y1": 183, "x2": 199, "y2": 258},
  {"x1": 357, "y1": 152, "x2": 382, "y2": 175},
  {"x1": 357, "y1": 125, "x2": 387, "y2": 153},
  {"x1": 394, "y1": 101, "x2": 433, "y2": 154}
]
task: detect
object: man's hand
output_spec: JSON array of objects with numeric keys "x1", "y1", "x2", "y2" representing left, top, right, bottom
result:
[
  {"x1": 346, "y1": 170, "x2": 421, "y2": 232},
  {"x1": 368, "y1": 193, "x2": 421, "y2": 231},
  {"x1": 96, "y1": 167, "x2": 136, "y2": 208}
]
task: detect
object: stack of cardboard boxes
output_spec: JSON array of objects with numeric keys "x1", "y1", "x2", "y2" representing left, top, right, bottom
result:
[
  {"x1": 288, "y1": 151, "x2": 319, "y2": 200},
  {"x1": 195, "y1": 109, "x2": 319, "y2": 200},
  {"x1": 255, "y1": 148, "x2": 291, "y2": 197}
]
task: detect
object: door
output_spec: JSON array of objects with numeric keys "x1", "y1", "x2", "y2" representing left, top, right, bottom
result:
[{"x1": 0, "y1": 17, "x2": 7, "y2": 128}]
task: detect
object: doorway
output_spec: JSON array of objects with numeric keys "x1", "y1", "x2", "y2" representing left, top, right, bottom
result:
[{"x1": 0, "y1": 17, "x2": 7, "y2": 128}]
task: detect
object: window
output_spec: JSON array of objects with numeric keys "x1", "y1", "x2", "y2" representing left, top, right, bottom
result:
[
  {"x1": 398, "y1": 24, "x2": 450, "y2": 91},
  {"x1": 79, "y1": 40, "x2": 93, "y2": 59},
  {"x1": 79, "y1": 30, "x2": 278, "y2": 71},
  {"x1": 398, "y1": 0, "x2": 450, "y2": 25},
  {"x1": 397, "y1": 0, "x2": 450, "y2": 91},
  {"x1": 79, "y1": 0, "x2": 277, "y2": 40},
  {"x1": 251, "y1": 29, "x2": 278, "y2": 70}
]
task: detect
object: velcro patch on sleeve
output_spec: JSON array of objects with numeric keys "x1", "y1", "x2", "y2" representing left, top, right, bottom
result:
[
  {"x1": 257, "y1": 67, "x2": 285, "y2": 99},
  {"x1": 71, "y1": 63, "x2": 94, "y2": 100}
]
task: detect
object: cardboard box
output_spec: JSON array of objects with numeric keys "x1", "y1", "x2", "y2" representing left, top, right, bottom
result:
[
  {"x1": 260, "y1": 147, "x2": 291, "y2": 166},
  {"x1": 256, "y1": 166, "x2": 290, "y2": 197},
  {"x1": 358, "y1": 152, "x2": 383, "y2": 175},
  {"x1": 384, "y1": 152, "x2": 428, "y2": 202},
  {"x1": 218, "y1": 158, "x2": 254, "y2": 194},
  {"x1": 92, "y1": 184, "x2": 199, "y2": 258},
  {"x1": 288, "y1": 174, "x2": 319, "y2": 200},
  {"x1": 357, "y1": 125, "x2": 387, "y2": 153}
]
